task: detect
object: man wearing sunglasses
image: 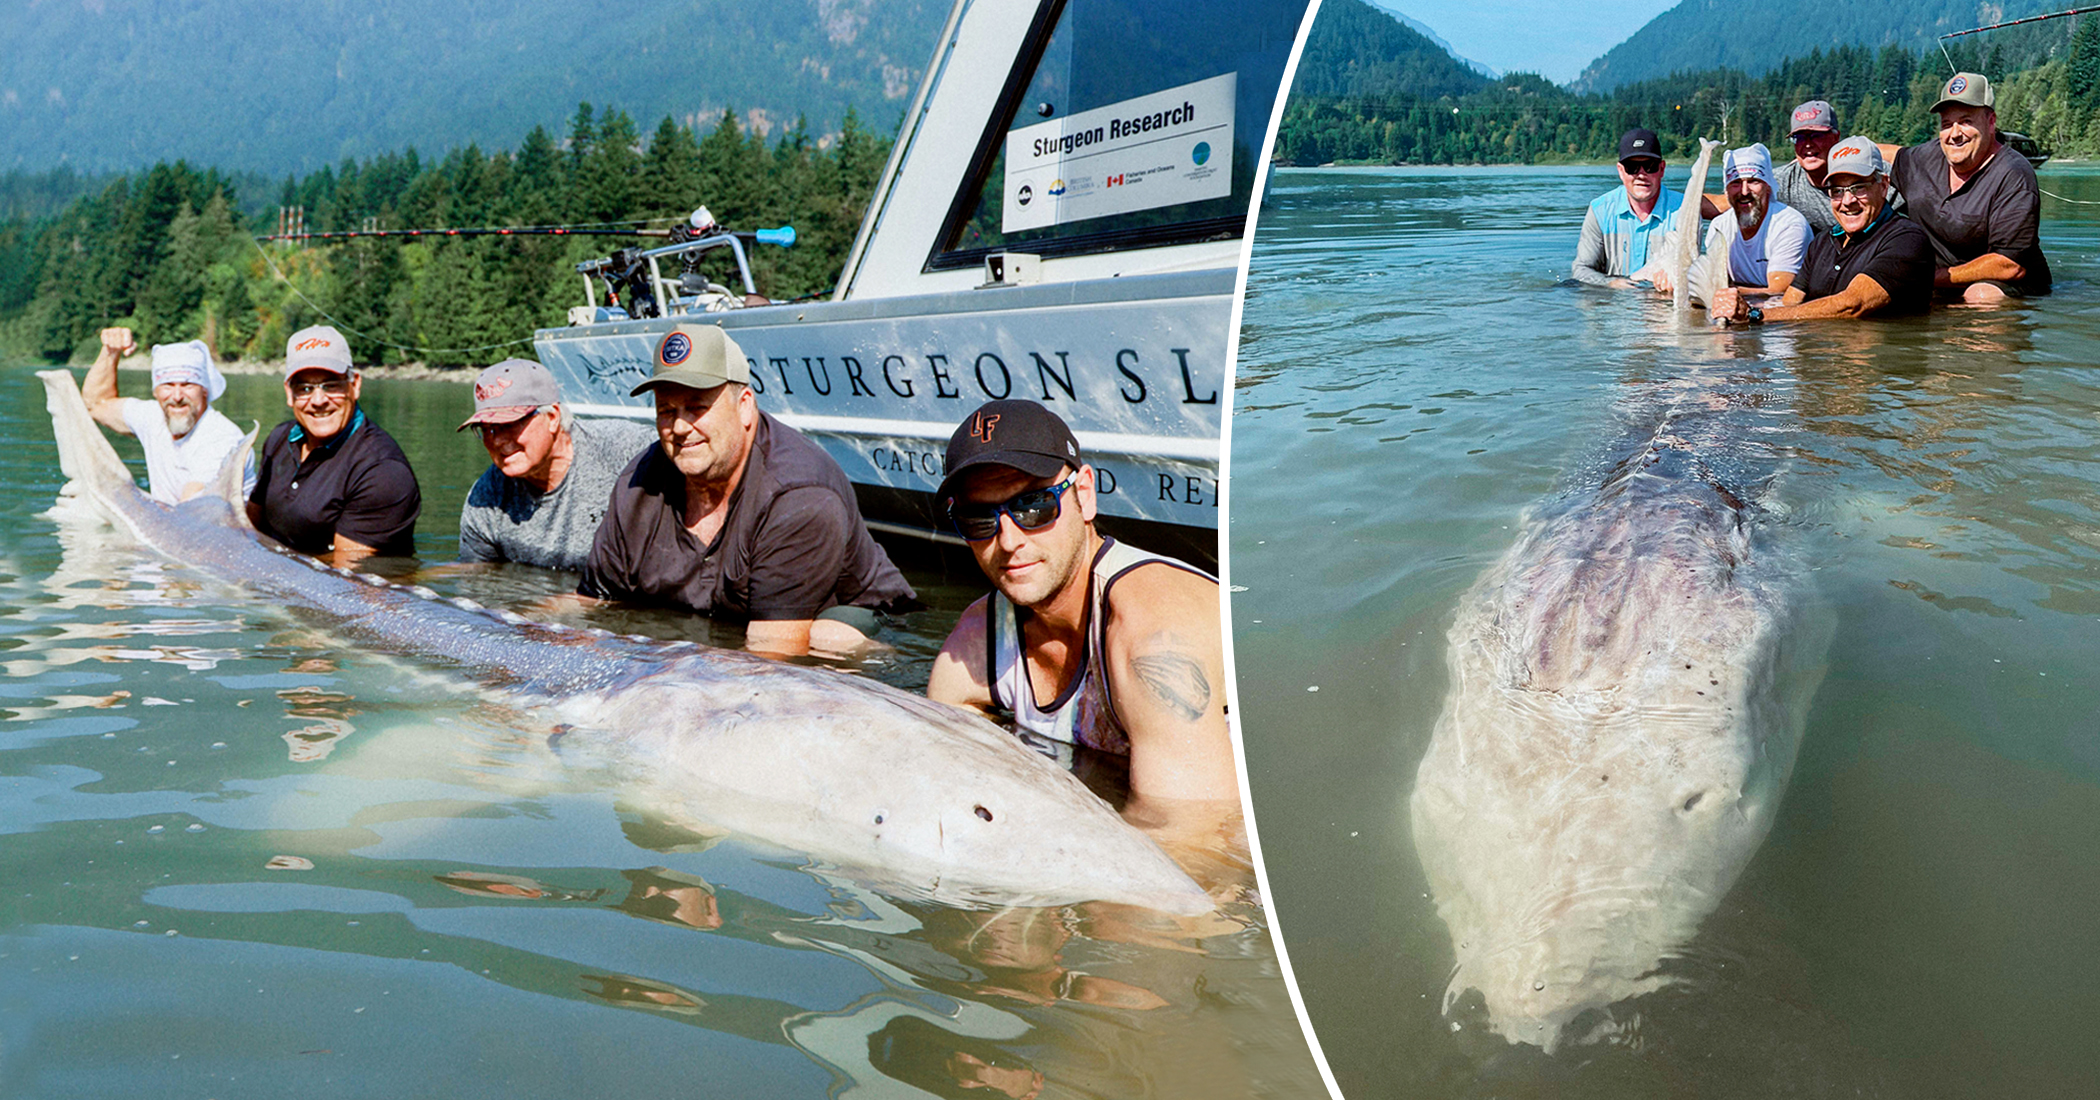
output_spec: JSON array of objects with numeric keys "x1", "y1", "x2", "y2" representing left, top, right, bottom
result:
[
  {"x1": 456, "y1": 359, "x2": 653, "y2": 572},
  {"x1": 247, "y1": 325, "x2": 421, "y2": 568},
  {"x1": 1572, "y1": 128, "x2": 1683, "y2": 289},
  {"x1": 1710, "y1": 138, "x2": 1934, "y2": 325},
  {"x1": 926, "y1": 400, "x2": 1237, "y2": 811},
  {"x1": 578, "y1": 324, "x2": 913, "y2": 656}
]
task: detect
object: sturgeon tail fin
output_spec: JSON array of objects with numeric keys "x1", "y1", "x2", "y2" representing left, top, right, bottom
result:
[
  {"x1": 38, "y1": 370, "x2": 137, "y2": 498},
  {"x1": 209, "y1": 422, "x2": 261, "y2": 526},
  {"x1": 1670, "y1": 137, "x2": 1723, "y2": 316}
]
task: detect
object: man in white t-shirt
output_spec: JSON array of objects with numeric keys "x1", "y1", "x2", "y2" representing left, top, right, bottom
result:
[
  {"x1": 83, "y1": 327, "x2": 255, "y2": 503},
  {"x1": 1701, "y1": 144, "x2": 1813, "y2": 298}
]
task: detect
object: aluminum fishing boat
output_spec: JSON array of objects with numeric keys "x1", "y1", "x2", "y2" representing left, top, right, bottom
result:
[{"x1": 534, "y1": 0, "x2": 1312, "y2": 567}]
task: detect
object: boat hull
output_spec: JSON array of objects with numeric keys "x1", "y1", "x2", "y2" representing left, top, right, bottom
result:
[{"x1": 536, "y1": 268, "x2": 1230, "y2": 566}]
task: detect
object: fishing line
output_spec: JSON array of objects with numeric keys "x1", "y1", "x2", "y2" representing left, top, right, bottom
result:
[{"x1": 248, "y1": 235, "x2": 537, "y2": 358}]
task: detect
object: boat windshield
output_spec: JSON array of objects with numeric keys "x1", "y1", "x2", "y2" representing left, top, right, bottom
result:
[{"x1": 927, "y1": 0, "x2": 1311, "y2": 270}]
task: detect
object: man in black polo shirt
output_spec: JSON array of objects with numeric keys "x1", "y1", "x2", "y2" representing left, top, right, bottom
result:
[
  {"x1": 1711, "y1": 137, "x2": 1934, "y2": 326},
  {"x1": 577, "y1": 324, "x2": 913, "y2": 656},
  {"x1": 1879, "y1": 72, "x2": 2049, "y2": 303},
  {"x1": 246, "y1": 325, "x2": 421, "y2": 566}
]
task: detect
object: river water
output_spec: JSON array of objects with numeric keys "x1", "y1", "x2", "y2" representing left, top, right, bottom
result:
[
  {"x1": 0, "y1": 367, "x2": 1317, "y2": 1098},
  {"x1": 1231, "y1": 165, "x2": 2100, "y2": 1099}
]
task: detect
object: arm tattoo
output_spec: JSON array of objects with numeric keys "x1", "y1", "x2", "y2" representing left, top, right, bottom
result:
[{"x1": 1131, "y1": 652, "x2": 1211, "y2": 722}]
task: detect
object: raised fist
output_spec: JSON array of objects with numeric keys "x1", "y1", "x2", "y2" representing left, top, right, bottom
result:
[{"x1": 100, "y1": 327, "x2": 137, "y2": 357}]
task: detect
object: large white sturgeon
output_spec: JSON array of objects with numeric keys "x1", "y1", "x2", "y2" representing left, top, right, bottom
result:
[
  {"x1": 37, "y1": 369, "x2": 1211, "y2": 915},
  {"x1": 1409, "y1": 380, "x2": 1829, "y2": 1051}
]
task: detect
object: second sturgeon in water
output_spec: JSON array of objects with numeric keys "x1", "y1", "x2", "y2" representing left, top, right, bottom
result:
[
  {"x1": 1409, "y1": 375, "x2": 1830, "y2": 1050},
  {"x1": 37, "y1": 369, "x2": 1211, "y2": 916}
]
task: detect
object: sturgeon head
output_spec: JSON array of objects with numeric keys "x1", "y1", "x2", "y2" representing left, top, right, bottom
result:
[
  {"x1": 1409, "y1": 438, "x2": 1827, "y2": 1050},
  {"x1": 553, "y1": 654, "x2": 1215, "y2": 915}
]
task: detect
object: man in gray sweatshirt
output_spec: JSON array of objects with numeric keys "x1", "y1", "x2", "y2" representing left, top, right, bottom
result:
[{"x1": 457, "y1": 359, "x2": 653, "y2": 572}]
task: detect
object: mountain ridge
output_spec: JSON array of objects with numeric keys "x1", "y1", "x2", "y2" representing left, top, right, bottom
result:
[
  {"x1": 0, "y1": 0, "x2": 946, "y2": 175},
  {"x1": 1574, "y1": 0, "x2": 2060, "y2": 92},
  {"x1": 1370, "y1": 4, "x2": 1501, "y2": 79}
]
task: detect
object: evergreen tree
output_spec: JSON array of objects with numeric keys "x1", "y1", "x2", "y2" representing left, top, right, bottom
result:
[
  {"x1": 643, "y1": 117, "x2": 703, "y2": 221},
  {"x1": 575, "y1": 107, "x2": 643, "y2": 222},
  {"x1": 2069, "y1": 17, "x2": 2100, "y2": 114}
]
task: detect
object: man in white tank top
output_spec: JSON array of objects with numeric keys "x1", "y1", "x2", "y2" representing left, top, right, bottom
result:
[{"x1": 926, "y1": 400, "x2": 1238, "y2": 814}]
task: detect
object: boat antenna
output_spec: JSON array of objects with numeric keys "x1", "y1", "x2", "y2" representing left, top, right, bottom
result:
[{"x1": 1937, "y1": 4, "x2": 2100, "y2": 72}]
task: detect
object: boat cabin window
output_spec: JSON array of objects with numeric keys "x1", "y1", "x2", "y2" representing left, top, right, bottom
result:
[{"x1": 926, "y1": 0, "x2": 1311, "y2": 271}]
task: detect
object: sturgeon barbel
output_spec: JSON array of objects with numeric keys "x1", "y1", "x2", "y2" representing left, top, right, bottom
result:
[
  {"x1": 38, "y1": 369, "x2": 1211, "y2": 915},
  {"x1": 1409, "y1": 380, "x2": 1828, "y2": 1050}
]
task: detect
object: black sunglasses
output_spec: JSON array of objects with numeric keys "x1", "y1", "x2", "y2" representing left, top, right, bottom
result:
[
  {"x1": 946, "y1": 474, "x2": 1077, "y2": 541},
  {"x1": 1622, "y1": 159, "x2": 1664, "y2": 175}
]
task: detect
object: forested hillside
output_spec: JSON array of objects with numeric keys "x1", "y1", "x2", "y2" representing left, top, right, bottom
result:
[
  {"x1": 0, "y1": 0, "x2": 942, "y2": 175},
  {"x1": 1278, "y1": 3, "x2": 2100, "y2": 167},
  {"x1": 1574, "y1": 0, "x2": 2058, "y2": 92},
  {"x1": 1292, "y1": 0, "x2": 1491, "y2": 100},
  {"x1": 0, "y1": 107, "x2": 889, "y2": 369}
]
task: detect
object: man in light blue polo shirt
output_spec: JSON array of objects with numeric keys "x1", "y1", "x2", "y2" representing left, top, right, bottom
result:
[{"x1": 1572, "y1": 128, "x2": 1684, "y2": 288}]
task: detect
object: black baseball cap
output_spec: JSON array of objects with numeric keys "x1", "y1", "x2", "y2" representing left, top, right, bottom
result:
[
  {"x1": 1618, "y1": 128, "x2": 1662, "y2": 164},
  {"x1": 938, "y1": 399, "x2": 1082, "y2": 503}
]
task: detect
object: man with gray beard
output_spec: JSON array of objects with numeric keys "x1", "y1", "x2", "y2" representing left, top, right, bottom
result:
[
  {"x1": 83, "y1": 326, "x2": 254, "y2": 504},
  {"x1": 1699, "y1": 144, "x2": 1812, "y2": 298}
]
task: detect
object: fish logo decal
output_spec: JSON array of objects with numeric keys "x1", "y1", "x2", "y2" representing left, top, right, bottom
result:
[
  {"x1": 1833, "y1": 144, "x2": 1863, "y2": 158},
  {"x1": 661, "y1": 332, "x2": 692, "y2": 365},
  {"x1": 474, "y1": 377, "x2": 513, "y2": 402}
]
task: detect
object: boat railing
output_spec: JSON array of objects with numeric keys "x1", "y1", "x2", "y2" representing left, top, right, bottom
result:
[{"x1": 570, "y1": 227, "x2": 795, "y2": 325}]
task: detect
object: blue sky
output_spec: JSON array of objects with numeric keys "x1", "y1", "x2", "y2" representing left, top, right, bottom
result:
[{"x1": 1380, "y1": 1, "x2": 1683, "y2": 85}]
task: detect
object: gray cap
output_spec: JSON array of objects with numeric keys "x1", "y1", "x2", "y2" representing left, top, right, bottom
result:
[
  {"x1": 285, "y1": 324, "x2": 354, "y2": 377},
  {"x1": 1788, "y1": 100, "x2": 1838, "y2": 136},
  {"x1": 631, "y1": 324, "x2": 750, "y2": 397},
  {"x1": 1931, "y1": 72, "x2": 1994, "y2": 114},
  {"x1": 459, "y1": 358, "x2": 561, "y2": 430},
  {"x1": 1823, "y1": 136, "x2": 1887, "y2": 180}
]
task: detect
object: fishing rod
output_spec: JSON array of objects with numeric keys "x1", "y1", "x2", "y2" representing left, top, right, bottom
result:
[
  {"x1": 257, "y1": 225, "x2": 666, "y2": 241},
  {"x1": 1940, "y1": 4, "x2": 2100, "y2": 41},
  {"x1": 255, "y1": 224, "x2": 797, "y2": 244},
  {"x1": 1937, "y1": 4, "x2": 2100, "y2": 70}
]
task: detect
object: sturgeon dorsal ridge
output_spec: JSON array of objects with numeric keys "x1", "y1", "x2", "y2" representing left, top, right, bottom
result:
[{"x1": 33, "y1": 367, "x2": 1213, "y2": 917}]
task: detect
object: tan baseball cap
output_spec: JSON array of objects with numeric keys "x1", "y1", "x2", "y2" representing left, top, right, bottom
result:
[
  {"x1": 284, "y1": 324, "x2": 354, "y2": 376},
  {"x1": 1931, "y1": 72, "x2": 1994, "y2": 114},
  {"x1": 630, "y1": 324, "x2": 750, "y2": 397},
  {"x1": 1824, "y1": 136, "x2": 1888, "y2": 179}
]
